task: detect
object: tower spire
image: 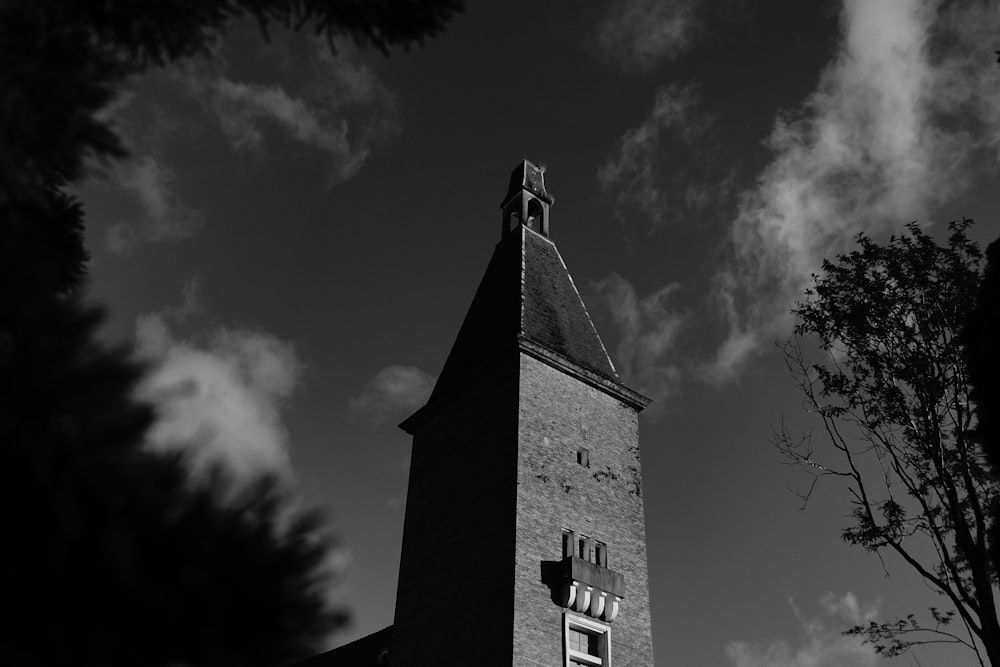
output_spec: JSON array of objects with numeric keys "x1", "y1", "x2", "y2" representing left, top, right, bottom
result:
[{"x1": 404, "y1": 161, "x2": 646, "y2": 433}]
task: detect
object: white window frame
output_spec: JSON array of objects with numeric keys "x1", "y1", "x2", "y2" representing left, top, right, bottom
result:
[{"x1": 563, "y1": 612, "x2": 611, "y2": 667}]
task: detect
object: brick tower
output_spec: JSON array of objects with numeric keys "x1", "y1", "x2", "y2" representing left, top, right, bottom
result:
[
  {"x1": 388, "y1": 160, "x2": 656, "y2": 667},
  {"x1": 297, "y1": 160, "x2": 656, "y2": 667}
]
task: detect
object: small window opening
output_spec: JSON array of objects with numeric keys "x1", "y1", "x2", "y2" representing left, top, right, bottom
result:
[
  {"x1": 576, "y1": 447, "x2": 590, "y2": 467},
  {"x1": 562, "y1": 529, "x2": 576, "y2": 559},
  {"x1": 578, "y1": 536, "x2": 591, "y2": 561},
  {"x1": 595, "y1": 542, "x2": 607, "y2": 568},
  {"x1": 526, "y1": 198, "x2": 544, "y2": 232}
]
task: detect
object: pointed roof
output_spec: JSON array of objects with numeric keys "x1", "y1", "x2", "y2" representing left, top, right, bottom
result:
[
  {"x1": 430, "y1": 226, "x2": 619, "y2": 398},
  {"x1": 400, "y1": 227, "x2": 648, "y2": 434},
  {"x1": 400, "y1": 162, "x2": 651, "y2": 434}
]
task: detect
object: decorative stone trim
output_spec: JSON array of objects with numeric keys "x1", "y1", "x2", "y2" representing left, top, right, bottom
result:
[{"x1": 559, "y1": 581, "x2": 621, "y2": 623}]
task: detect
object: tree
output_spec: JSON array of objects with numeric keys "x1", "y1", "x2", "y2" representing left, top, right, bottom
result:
[
  {"x1": 0, "y1": 1, "x2": 463, "y2": 664},
  {"x1": 775, "y1": 220, "x2": 999, "y2": 664},
  {"x1": 0, "y1": 296, "x2": 344, "y2": 665},
  {"x1": 964, "y1": 236, "x2": 1000, "y2": 575}
]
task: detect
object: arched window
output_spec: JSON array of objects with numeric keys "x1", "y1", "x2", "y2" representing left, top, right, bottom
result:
[{"x1": 526, "y1": 198, "x2": 544, "y2": 231}]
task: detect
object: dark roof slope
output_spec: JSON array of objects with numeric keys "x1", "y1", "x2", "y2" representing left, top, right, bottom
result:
[
  {"x1": 429, "y1": 227, "x2": 618, "y2": 402},
  {"x1": 428, "y1": 227, "x2": 523, "y2": 400},
  {"x1": 293, "y1": 627, "x2": 391, "y2": 667},
  {"x1": 522, "y1": 230, "x2": 617, "y2": 379}
]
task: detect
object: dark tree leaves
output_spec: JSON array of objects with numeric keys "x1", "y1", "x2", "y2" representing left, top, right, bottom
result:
[
  {"x1": 779, "y1": 220, "x2": 1000, "y2": 663},
  {"x1": 0, "y1": 292, "x2": 346, "y2": 666},
  {"x1": 963, "y1": 234, "x2": 1000, "y2": 579},
  {"x1": 0, "y1": 1, "x2": 463, "y2": 664}
]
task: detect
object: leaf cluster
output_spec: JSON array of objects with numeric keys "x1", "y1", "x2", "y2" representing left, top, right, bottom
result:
[
  {"x1": 845, "y1": 608, "x2": 967, "y2": 658},
  {"x1": 963, "y1": 235, "x2": 1000, "y2": 577}
]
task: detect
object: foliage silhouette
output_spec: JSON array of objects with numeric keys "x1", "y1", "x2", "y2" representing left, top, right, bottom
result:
[
  {"x1": 776, "y1": 220, "x2": 999, "y2": 664},
  {"x1": 964, "y1": 235, "x2": 1000, "y2": 579},
  {"x1": 0, "y1": 0, "x2": 462, "y2": 664},
  {"x1": 0, "y1": 294, "x2": 344, "y2": 666}
]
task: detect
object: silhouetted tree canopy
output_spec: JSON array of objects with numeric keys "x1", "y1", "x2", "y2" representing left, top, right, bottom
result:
[
  {"x1": 776, "y1": 220, "x2": 1000, "y2": 664},
  {"x1": 0, "y1": 184, "x2": 89, "y2": 303},
  {"x1": 0, "y1": 1, "x2": 462, "y2": 664},
  {"x1": 0, "y1": 295, "x2": 344, "y2": 666},
  {"x1": 964, "y1": 236, "x2": 1000, "y2": 577}
]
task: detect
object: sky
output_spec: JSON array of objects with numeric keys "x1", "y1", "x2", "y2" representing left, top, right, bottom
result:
[{"x1": 78, "y1": 1, "x2": 1000, "y2": 666}]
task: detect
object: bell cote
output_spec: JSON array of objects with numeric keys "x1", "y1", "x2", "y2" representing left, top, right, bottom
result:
[{"x1": 500, "y1": 159, "x2": 553, "y2": 239}]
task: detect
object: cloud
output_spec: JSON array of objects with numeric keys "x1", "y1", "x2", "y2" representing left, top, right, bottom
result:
[
  {"x1": 105, "y1": 154, "x2": 203, "y2": 253},
  {"x1": 91, "y1": 31, "x2": 399, "y2": 252},
  {"x1": 599, "y1": 85, "x2": 698, "y2": 225},
  {"x1": 590, "y1": 274, "x2": 687, "y2": 406},
  {"x1": 182, "y1": 41, "x2": 397, "y2": 186},
  {"x1": 164, "y1": 277, "x2": 203, "y2": 322},
  {"x1": 726, "y1": 593, "x2": 879, "y2": 667},
  {"x1": 91, "y1": 88, "x2": 203, "y2": 254},
  {"x1": 598, "y1": 0, "x2": 702, "y2": 69},
  {"x1": 349, "y1": 365, "x2": 435, "y2": 424},
  {"x1": 819, "y1": 592, "x2": 878, "y2": 626},
  {"x1": 135, "y1": 313, "x2": 303, "y2": 483},
  {"x1": 707, "y1": 0, "x2": 1000, "y2": 382},
  {"x1": 599, "y1": 85, "x2": 732, "y2": 229}
]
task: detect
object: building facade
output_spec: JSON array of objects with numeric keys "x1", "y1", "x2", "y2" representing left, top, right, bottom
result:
[{"x1": 301, "y1": 160, "x2": 656, "y2": 667}]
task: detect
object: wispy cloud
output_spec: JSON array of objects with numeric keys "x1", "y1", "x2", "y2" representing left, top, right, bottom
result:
[
  {"x1": 599, "y1": 85, "x2": 697, "y2": 225},
  {"x1": 349, "y1": 365, "x2": 435, "y2": 424},
  {"x1": 598, "y1": 0, "x2": 702, "y2": 70},
  {"x1": 135, "y1": 312, "x2": 303, "y2": 483},
  {"x1": 706, "y1": 0, "x2": 1000, "y2": 382},
  {"x1": 590, "y1": 274, "x2": 687, "y2": 406},
  {"x1": 91, "y1": 88, "x2": 205, "y2": 254},
  {"x1": 599, "y1": 84, "x2": 732, "y2": 229},
  {"x1": 726, "y1": 593, "x2": 879, "y2": 667},
  {"x1": 182, "y1": 41, "x2": 397, "y2": 186},
  {"x1": 164, "y1": 277, "x2": 203, "y2": 322},
  {"x1": 105, "y1": 154, "x2": 203, "y2": 253},
  {"x1": 93, "y1": 32, "x2": 399, "y2": 252}
]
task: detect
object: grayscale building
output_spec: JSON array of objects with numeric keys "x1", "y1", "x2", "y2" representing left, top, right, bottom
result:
[{"x1": 300, "y1": 160, "x2": 656, "y2": 667}]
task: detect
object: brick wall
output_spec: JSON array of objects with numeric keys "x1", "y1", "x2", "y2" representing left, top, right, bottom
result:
[
  {"x1": 391, "y1": 351, "x2": 655, "y2": 667},
  {"x1": 513, "y1": 353, "x2": 655, "y2": 667}
]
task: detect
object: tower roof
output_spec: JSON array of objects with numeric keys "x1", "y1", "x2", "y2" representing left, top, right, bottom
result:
[
  {"x1": 401, "y1": 229, "x2": 648, "y2": 435},
  {"x1": 432, "y1": 225, "x2": 619, "y2": 397},
  {"x1": 400, "y1": 163, "x2": 650, "y2": 434}
]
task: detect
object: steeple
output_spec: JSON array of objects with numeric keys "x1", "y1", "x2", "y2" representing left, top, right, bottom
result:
[
  {"x1": 391, "y1": 162, "x2": 655, "y2": 667},
  {"x1": 301, "y1": 161, "x2": 657, "y2": 667},
  {"x1": 402, "y1": 161, "x2": 646, "y2": 434},
  {"x1": 500, "y1": 159, "x2": 554, "y2": 239}
]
